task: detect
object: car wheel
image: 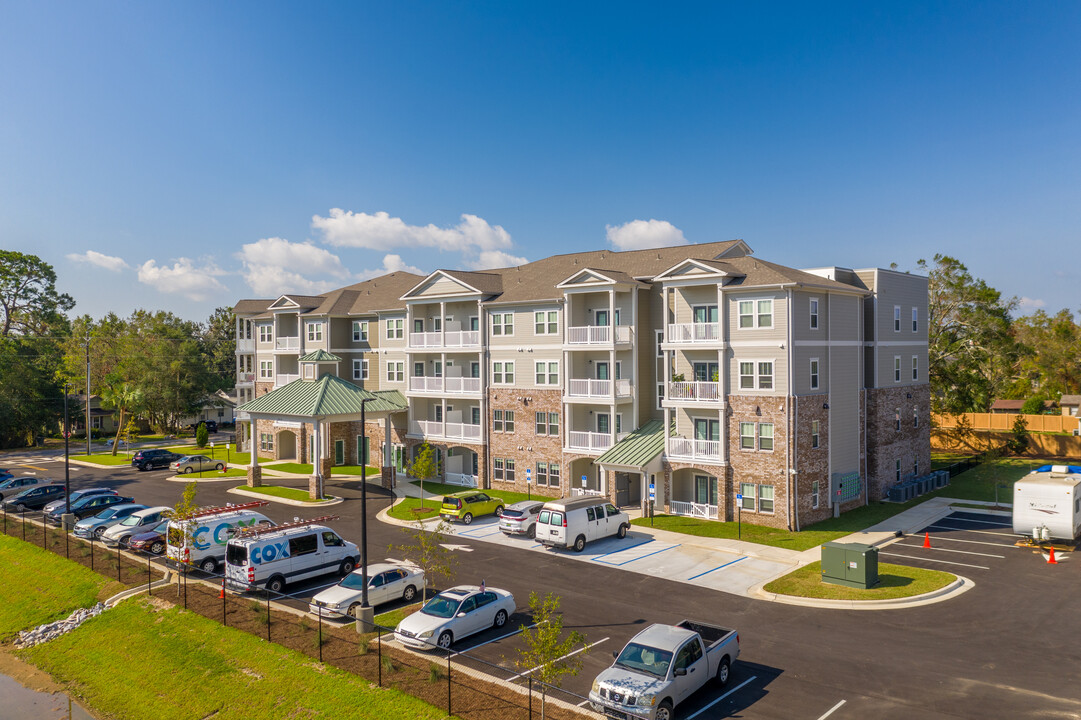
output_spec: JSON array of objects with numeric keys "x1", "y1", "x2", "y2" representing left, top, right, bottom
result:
[
  {"x1": 199, "y1": 558, "x2": 217, "y2": 574},
  {"x1": 184, "y1": 467, "x2": 194, "y2": 474},
  {"x1": 716, "y1": 657, "x2": 731, "y2": 687},
  {"x1": 150, "y1": 540, "x2": 165, "y2": 555},
  {"x1": 94, "y1": 526, "x2": 106, "y2": 538},
  {"x1": 527, "y1": 524, "x2": 536, "y2": 539},
  {"x1": 655, "y1": 700, "x2": 674, "y2": 720},
  {"x1": 120, "y1": 535, "x2": 131, "y2": 548},
  {"x1": 494, "y1": 505, "x2": 504, "y2": 518},
  {"x1": 347, "y1": 603, "x2": 361, "y2": 618},
  {"x1": 340, "y1": 558, "x2": 356, "y2": 575},
  {"x1": 266, "y1": 576, "x2": 286, "y2": 594},
  {"x1": 215, "y1": 463, "x2": 224, "y2": 471},
  {"x1": 462, "y1": 513, "x2": 473, "y2": 525},
  {"x1": 573, "y1": 535, "x2": 586, "y2": 553},
  {"x1": 493, "y1": 609, "x2": 507, "y2": 628},
  {"x1": 403, "y1": 584, "x2": 416, "y2": 602},
  {"x1": 137, "y1": 464, "x2": 147, "y2": 471},
  {"x1": 437, "y1": 631, "x2": 453, "y2": 650},
  {"x1": 617, "y1": 523, "x2": 628, "y2": 539}
]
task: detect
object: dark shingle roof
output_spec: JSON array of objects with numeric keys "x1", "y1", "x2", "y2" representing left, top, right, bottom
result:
[{"x1": 234, "y1": 299, "x2": 274, "y2": 315}]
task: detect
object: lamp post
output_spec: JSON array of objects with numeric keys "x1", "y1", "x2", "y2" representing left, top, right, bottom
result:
[
  {"x1": 62, "y1": 385, "x2": 73, "y2": 530},
  {"x1": 357, "y1": 397, "x2": 374, "y2": 632}
]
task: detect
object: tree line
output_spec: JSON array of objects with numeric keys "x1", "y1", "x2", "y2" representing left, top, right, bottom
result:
[{"x1": 0, "y1": 250, "x2": 235, "y2": 448}]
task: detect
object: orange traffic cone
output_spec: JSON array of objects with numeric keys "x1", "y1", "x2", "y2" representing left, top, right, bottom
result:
[
  {"x1": 1048, "y1": 546, "x2": 1058, "y2": 564},
  {"x1": 219, "y1": 580, "x2": 226, "y2": 598},
  {"x1": 923, "y1": 532, "x2": 931, "y2": 549}
]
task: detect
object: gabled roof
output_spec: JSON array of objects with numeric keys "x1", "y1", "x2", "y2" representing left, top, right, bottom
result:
[
  {"x1": 347, "y1": 272, "x2": 428, "y2": 315},
  {"x1": 718, "y1": 256, "x2": 870, "y2": 294},
  {"x1": 556, "y1": 268, "x2": 650, "y2": 290},
  {"x1": 239, "y1": 375, "x2": 407, "y2": 417},
  {"x1": 299, "y1": 350, "x2": 342, "y2": 362},
  {"x1": 268, "y1": 294, "x2": 325, "y2": 311},
  {"x1": 652, "y1": 258, "x2": 743, "y2": 282},
  {"x1": 401, "y1": 269, "x2": 503, "y2": 300},
  {"x1": 596, "y1": 419, "x2": 666, "y2": 468},
  {"x1": 234, "y1": 299, "x2": 274, "y2": 315},
  {"x1": 1060, "y1": 395, "x2": 1081, "y2": 406}
]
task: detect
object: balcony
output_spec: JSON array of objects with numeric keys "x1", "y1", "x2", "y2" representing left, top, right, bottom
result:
[
  {"x1": 407, "y1": 377, "x2": 482, "y2": 394},
  {"x1": 667, "y1": 381, "x2": 722, "y2": 404},
  {"x1": 666, "y1": 322, "x2": 721, "y2": 344},
  {"x1": 236, "y1": 338, "x2": 256, "y2": 352},
  {"x1": 408, "y1": 330, "x2": 481, "y2": 349},
  {"x1": 566, "y1": 378, "x2": 633, "y2": 400},
  {"x1": 667, "y1": 437, "x2": 723, "y2": 463},
  {"x1": 565, "y1": 325, "x2": 633, "y2": 345},
  {"x1": 236, "y1": 372, "x2": 255, "y2": 386},
  {"x1": 275, "y1": 336, "x2": 300, "y2": 351},
  {"x1": 410, "y1": 421, "x2": 483, "y2": 442},
  {"x1": 669, "y1": 500, "x2": 719, "y2": 520},
  {"x1": 566, "y1": 431, "x2": 615, "y2": 453},
  {"x1": 274, "y1": 373, "x2": 300, "y2": 387}
]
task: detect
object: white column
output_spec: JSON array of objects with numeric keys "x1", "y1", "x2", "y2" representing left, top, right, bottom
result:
[
  {"x1": 250, "y1": 420, "x2": 259, "y2": 467},
  {"x1": 440, "y1": 301, "x2": 446, "y2": 346},
  {"x1": 383, "y1": 415, "x2": 392, "y2": 468}
]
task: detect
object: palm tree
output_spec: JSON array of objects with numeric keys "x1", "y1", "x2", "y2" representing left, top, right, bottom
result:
[{"x1": 99, "y1": 381, "x2": 144, "y2": 456}]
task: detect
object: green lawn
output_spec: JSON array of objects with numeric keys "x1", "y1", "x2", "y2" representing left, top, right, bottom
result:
[
  {"x1": 233, "y1": 484, "x2": 324, "y2": 502},
  {"x1": 70, "y1": 452, "x2": 135, "y2": 466},
  {"x1": 373, "y1": 602, "x2": 422, "y2": 630},
  {"x1": 633, "y1": 456, "x2": 1041, "y2": 550},
  {"x1": 20, "y1": 597, "x2": 450, "y2": 720},
  {"x1": 0, "y1": 535, "x2": 121, "y2": 641},
  {"x1": 764, "y1": 561, "x2": 956, "y2": 600},
  {"x1": 408, "y1": 480, "x2": 540, "y2": 505},
  {"x1": 390, "y1": 481, "x2": 540, "y2": 522},
  {"x1": 268, "y1": 462, "x2": 380, "y2": 476},
  {"x1": 388, "y1": 497, "x2": 444, "y2": 521}
]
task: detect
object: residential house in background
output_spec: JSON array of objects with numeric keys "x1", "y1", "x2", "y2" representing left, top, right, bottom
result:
[{"x1": 233, "y1": 239, "x2": 929, "y2": 530}]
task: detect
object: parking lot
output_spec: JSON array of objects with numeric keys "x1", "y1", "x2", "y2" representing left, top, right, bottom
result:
[{"x1": 7, "y1": 454, "x2": 1081, "y2": 719}]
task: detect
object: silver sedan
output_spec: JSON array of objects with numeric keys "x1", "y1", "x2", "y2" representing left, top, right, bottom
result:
[{"x1": 169, "y1": 455, "x2": 224, "y2": 474}]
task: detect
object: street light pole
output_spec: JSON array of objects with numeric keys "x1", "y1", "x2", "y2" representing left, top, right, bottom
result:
[
  {"x1": 64, "y1": 385, "x2": 71, "y2": 514},
  {"x1": 358, "y1": 397, "x2": 374, "y2": 631}
]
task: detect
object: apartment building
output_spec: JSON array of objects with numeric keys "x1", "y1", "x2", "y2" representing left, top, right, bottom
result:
[{"x1": 234, "y1": 239, "x2": 929, "y2": 530}]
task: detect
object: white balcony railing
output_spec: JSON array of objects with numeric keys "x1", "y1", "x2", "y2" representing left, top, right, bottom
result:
[
  {"x1": 237, "y1": 372, "x2": 255, "y2": 384},
  {"x1": 669, "y1": 500, "x2": 719, "y2": 520},
  {"x1": 565, "y1": 325, "x2": 633, "y2": 345},
  {"x1": 275, "y1": 373, "x2": 300, "y2": 387},
  {"x1": 275, "y1": 336, "x2": 300, "y2": 351},
  {"x1": 445, "y1": 377, "x2": 482, "y2": 393},
  {"x1": 408, "y1": 330, "x2": 482, "y2": 349},
  {"x1": 236, "y1": 338, "x2": 256, "y2": 352},
  {"x1": 571, "y1": 488, "x2": 605, "y2": 497},
  {"x1": 410, "y1": 421, "x2": 482, "y2": 442},
  {"x1": 668, "y1": 438, "x2": 722, "y2": 462},
  {"x1": 445, "y1": 473, "x2": 478, "y2": 488},
  {"x1": 666, "y1": 322, "x2": 721, "y2": 344},
  {"x1": 667, "y1": 381, "x2": 722, "y2": 403},
  {"x1": 566, "y1": 379, "x2": 633, "y2": 399},
  {"x1": 409, "y1": 377, "x2": 444, "y2": 392},
  {"x1": 235, "y1": 410, "x2": 250, "y2": 422},
  {"x1": 566, "y1": 431, "x2": 614, "y2": 452}
]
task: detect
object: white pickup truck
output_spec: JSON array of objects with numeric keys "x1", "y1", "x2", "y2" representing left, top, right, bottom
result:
[{"x1": 589, "y1": 620, "x2": 739, "y2": 720}]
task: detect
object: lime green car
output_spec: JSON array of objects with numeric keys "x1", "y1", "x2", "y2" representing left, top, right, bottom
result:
[{"x1": 440, "y1": 491, "x2": 505, "y2": 525}]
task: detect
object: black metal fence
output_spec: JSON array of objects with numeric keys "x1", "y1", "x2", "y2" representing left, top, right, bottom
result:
[{"x1": 1, "y1": 506, "x2": 599, "y2": 720}]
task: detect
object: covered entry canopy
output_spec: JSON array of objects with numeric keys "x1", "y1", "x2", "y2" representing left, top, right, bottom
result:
[
  {"x1": 237, "y1": 371, "x2": 406, "y2": 497},
  {"x1": 595, "y1": 419, "x2": 666, "y2": 506}
]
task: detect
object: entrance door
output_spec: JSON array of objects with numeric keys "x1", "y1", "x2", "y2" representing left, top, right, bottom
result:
[
  {"x1": 596, "y1": 362, "x2": 610, "y2": 380},
  {"x1": 615, "y1": 473, "x2": 631, "y2": 507},
  {"x1": 693, "y1": 418, "x2": 720, "y2": 441},
  {"x1": 393, "y1": 444, "x2": 405, "y2": 473},
  {"x1": 595, "y1": 310, "x2": 610, "y2": 327},
  {"x1": 334, "y1": 439, "x2": 344, "y2": 465},
  {"x1": 694, "y1": 475, "x2": 717, "y2": 506},
  {"x1": 596, "y1": 414, "x2": 610, "y2": 435},
  {"x1": 693, "y1": 305, "x2": 718, "y2": 324},
  {"x1": 693, "y1": 362, "x2": 719, "y2": 382}
]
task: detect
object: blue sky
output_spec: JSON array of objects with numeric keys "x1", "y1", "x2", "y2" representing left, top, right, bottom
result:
[{"x1": 2, "y1": 1, "x2": 1078, "y2": 322}]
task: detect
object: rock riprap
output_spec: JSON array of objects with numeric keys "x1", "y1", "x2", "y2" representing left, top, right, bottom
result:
[{"x1": 14, "y1": 603, "x2": 106, "y2": 648}]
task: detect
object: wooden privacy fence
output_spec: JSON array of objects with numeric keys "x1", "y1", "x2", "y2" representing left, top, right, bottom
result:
[{"x1": 934, "y1": 413, "x2": 1080, "y2": 434}]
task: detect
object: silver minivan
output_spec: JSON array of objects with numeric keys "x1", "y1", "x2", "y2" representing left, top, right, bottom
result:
[{"x1": 536, "y1": 497, "x2": 630, "y2": 552}]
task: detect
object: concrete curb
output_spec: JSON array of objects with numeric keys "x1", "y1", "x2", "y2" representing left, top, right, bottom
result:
[
  {"x1": 750, "y1": 574, "x2": 975, "y2": 610},
  {"x1": 165, "y1": 474, "x2": 247, "y2": 483},
  {"x1": 227, "y1": 487, "x2": 344, "y2": 507},
  {"x1": 105, "y1": 577, "x2": 174, "y2": 607}
]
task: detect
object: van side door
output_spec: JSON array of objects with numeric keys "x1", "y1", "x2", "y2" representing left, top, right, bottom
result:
[
  {"x1": 288, "y1": 533, "x2": 319, "y2": 579},
  {"x1": 320, "y1": 530, "x2": 347, "y2": 565}
]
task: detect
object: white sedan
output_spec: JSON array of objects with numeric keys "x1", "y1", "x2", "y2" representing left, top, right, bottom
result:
[
  {"x1": 395, "y1": 585, "x2": 515, "y2": 651},
  {"x1": 309, "y1": 562, "x2": 425, "y2": 619}
]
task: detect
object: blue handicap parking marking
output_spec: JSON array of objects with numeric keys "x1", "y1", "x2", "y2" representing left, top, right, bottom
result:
[
  {"x1": 593, "y1": 540, "x2": 681, "y2": 566},
  {"x1": 686, "y1": 556, "x2": 748, "y2": 581}
]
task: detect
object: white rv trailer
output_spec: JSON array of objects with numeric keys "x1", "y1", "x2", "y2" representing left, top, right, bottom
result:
[{"x1": 1012, "y1": 465, "x2": 1081, "y2": 541}]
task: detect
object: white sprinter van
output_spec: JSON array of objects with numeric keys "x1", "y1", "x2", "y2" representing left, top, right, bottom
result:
[
  {"x1": 224, "y1": 517, "x2": 358, "y2": 594},
  {"x1": 536, "y1": 497, "x2": 630, "y2": 552},
  {"x1": 166, "y1": 501, "x2": 275, "y2": 573}
]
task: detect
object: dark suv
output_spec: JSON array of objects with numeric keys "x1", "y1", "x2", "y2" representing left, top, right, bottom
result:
[
  {"x1": 131, "y1": 449, "x2": 183, "y2": 471},
  {"x1": 191, "y1": 420, "x2": 218, "y2": 433}
]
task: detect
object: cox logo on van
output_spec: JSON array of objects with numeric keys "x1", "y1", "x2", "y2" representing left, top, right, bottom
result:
[
  {"x1": 251, "y1": 542, "x2": 290, "y2": 565},
  {"x1": 192, "y1": 518, "x2": 260, "y2": 550}
]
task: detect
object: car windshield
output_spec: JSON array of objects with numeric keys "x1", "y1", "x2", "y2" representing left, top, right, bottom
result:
[
  {"x1": 614, "y1": 643, "x2": 673, "y2": 678},
  {"x1": 421, "y1": 593, "x2": 464, "y2": 619},
  {"x1": 339, "y1": 574, "x2": 370, "y2": 590},
  {"x1": 119, "y1": 515, "x2": 143, "y2": 527},
  {"x1": 94, "y1": 508, "x2": 120, "y2": 520}
]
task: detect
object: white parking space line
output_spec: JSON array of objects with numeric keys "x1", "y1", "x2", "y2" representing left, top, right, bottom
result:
[
  {"x1": 893, "y1": 543, "x2": 1005, "y2": 558},
  {"x1": 509, "y1": 637, "x2": 608, "y2": 681},
  {"x1": 880, "y1": 551, "x2": 990, "y2": 570},
  {"x1": 921, "y1": 536, "x2": 1016, "y2": 548},
  {"x1": 461, "y1": 621, "x2": 542, "y2": 652},
  {"x1": 684, "y1": 675, "x2": 757, "y2": 720},
  {"x1": 927, "y1": 524, "x2": 1015, "y2": 537},
  {"x1": 817, "y1": 699, "x2": 846, "y2": 720},
  {"x1": 943, "y1": 516, "x2": 1011, "y2": 527}
]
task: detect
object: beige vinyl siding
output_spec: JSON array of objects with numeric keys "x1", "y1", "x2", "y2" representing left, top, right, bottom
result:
[
  {"x1": 328, "y1": 317, "x2": 353, "y2": 348},
  {"x1": 256, "y1": 322, "x2": 274, "y2": 349},
  {"x1": 728, "y1": 349, "x2": 788, "y2": 394},
  {"x1": 727, "y1": 289, "x2": 787, "y2": 343},
  {"x1": 790, "y1": 291, "x2": 825, "y2": 342},
  {"x1": 302, "y1": 319, "x2": 328, "y2": 352},
  {"x1": 637, "y1": 286, "x2": 661, "y2": 425},
  {"x1": 829, "y1": 345, "x2": 862, "y2": 478},
  {"x1": 381, "y1": 313, "x2": 406, "y2": 348},
  {"x1": 671, "y1": 286, "x2": 721, "y2": 324},
  {"x1": 791, "y1": 351, "x2": 829, "y2": 395},
  {"x1": 487, "y1": 308, "x2": 524, "y2": 348},
  {"x1": 515, "y1": 304, "x2": 564, "y2": 345}
]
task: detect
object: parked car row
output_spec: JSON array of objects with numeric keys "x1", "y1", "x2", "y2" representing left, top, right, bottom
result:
[{"x1": 130, "y1": 449, "x2": 225, "y2": 474}]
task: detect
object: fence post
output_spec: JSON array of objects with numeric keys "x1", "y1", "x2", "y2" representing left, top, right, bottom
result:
[
  {"x1": 447, "y1": 653, "x2": 452, "y2": 716},
  {"x1": 90, "y1": 534, "x2": 94, "y2": 571},
  {"x1": 65, "y1": 528, "x2": 69, "y2": 559},
  {"x1": 147, "y1": 552, "x2": 152, "y2": 595},
  {"x1": 2, "y1": 506, "x2": 6, "y2": 534},
  {"x1": 183, "y1": 567, "x2": 187, "y2": 609},
  {"x1": 116, "y1": 544, "x2": 121, "y2": 582},
  {"x1": 266, "y1": 588, "x2": 271, "y2": 642},
  {"x1": 377, "y1": 628, "x2": 382, "y2": 686},
  {"x1": 529, "y1": 676, "x2": 533, "y2": 720},
  {"x1": 222, "y1": 581, "x2": 227, "y2": 627},
  {"x1": 318, "y1": 605, "x2": 323, "y2": 663},
  {"x1": 22, "y1": 509, "x2": 26, "y2": 540},
  {"x1": 42, "y1": 512, "x2": 47, "y2": 549}
]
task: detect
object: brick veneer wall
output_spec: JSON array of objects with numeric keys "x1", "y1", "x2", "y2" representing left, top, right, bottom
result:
[
  {"x1": 488, "y1": 388, "x2": 564, "y2": 498},
  {"x1": 793, "y1": 394, "x2": 832, "y2": 526},
  {"x1": 726, "y1": 395, "x2": 791, "y2": 529},
  {"x1": 326, "y1": 417, "x2": 409, "y2": 467},
  {"x1": 866, "y1": 385, "x2": 931, "y2": 501}
]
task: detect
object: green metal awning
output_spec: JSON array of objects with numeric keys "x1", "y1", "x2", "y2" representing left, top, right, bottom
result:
[
  {"x1": 596, "y1": 418, "x2": 665, "y2": 469},
  {"x1": 298, "y1": 349, "x2": 342, "y2": 362},
  {"x1": 238, "y1": 374, "x2": 406, "y2": 417}
]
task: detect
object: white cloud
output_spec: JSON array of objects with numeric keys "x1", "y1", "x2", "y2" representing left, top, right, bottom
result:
[
  {"x1": 1018, "y1": 297, "x2": 1047, "y2": 313},
  {"x1": 67, "y1": 250, "x2": 129, "y2": 272},
  {"x1": 237, "y1": 237, "x2": 350, "y2": 296},
  {"x1": 137, "y1": 258, "x2": 227, "y2": 301},
  {"x1": 355, "y1": 254, "x2": 427, "y2": 281},
  {"x1": 468, "y1": 249, "x2": 528, "y2": 270},
  {"x1": 312, "y1": 209, "x2": 515, "y2": 254},
  {"x1": 605, "y1": 219, "x2": 687, "y2": 251}
]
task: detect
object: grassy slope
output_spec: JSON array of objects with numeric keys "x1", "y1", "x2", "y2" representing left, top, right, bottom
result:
[
  {"x1": 20, "y1": 598, "x2": 449, "y2": 720},
  {"x1": 0, "y1": 535, "x2": 119, "y2": 640},
  {"x1": 764, "y1": 561, "x2": 956, "y2": 600}
]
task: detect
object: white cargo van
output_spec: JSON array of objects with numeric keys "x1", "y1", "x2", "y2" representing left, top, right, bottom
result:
[
  {"x1": 224, "y1": 516, "x2": 358, "y2": 594},
  {"x1": 167, "y1": 501, "x2": 275, "y2": 573},
  {"x1": 1013, "y1": 465, "x2": 1081, "y2": 541},
  {"x1": 536, "y1": 496, "x2": 630, "y2": 552}
]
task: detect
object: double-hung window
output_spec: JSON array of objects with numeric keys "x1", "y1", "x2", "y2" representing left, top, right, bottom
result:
[
  {"x1": 386, "y1": 318, "x2": 403, "y2": 339},
  {"x1": 739, "y1": 360, "x2": 773, "y2": 390},
  {"x1": 493, "y1": 361, "x2": 514, "y2": 384},
  {"x1": 259, "y1": 325, "x2": 272, "y2": 343},
  {"x1": 894, "y1": 356, "x2": 902, "y2": 382},
  {"x1": 810, "y1": 298, "x2": 819, "y2": 329},
  {"x1": 739, "y1": 422, "x2": 755, "y2": 450},
  {"x1": 548, "y1": 463, "x2": 560, "y2": 487},
  {"x1": 758, "y1": 485, "x2": 774, "y2": 513},
  {"x1": 493, "y1": 458, "x2": 505, "y2": 481},
  {"x1": 534, "y1": 311, "x2": 558, "y2": 335},
  {"x1": 352, "y1": 321, "x2": 368, "y2": 342},
  {"x1": 894, "y1": 306, "x2": 901, "y2": 332},
  {"x1": 810, "y1": 359, "x2": 820, "y2": 390},
  {"x1": 740, "y1": 482, "x2": 756, "y2": 510},
  {"x1": 739, "y1": 362, "x2": 755, "y2": 390},
  {"x1": 912, "y1": 307, "x2": 918, "y2": 333},
  {"x1": 758, "y1": 423, "x2": 774, "y2": 451},
  {"x1": 811, "y1": 420, "x2": 820, "y2": 449},
  {"x1": 536, "y1": 462, "x2": 548, "y2": 486},
  {"x1": 758, "y1": 362, "x2": 773, "y2": 390},
  {"x1": 492, "y1": 313, "x2": 514, "y2": 336},
  {"x1": 386, "y1": 361, "x2": 404, "y2": 382},
  {"x1": 737, "y1": 299, "x2": 772, "y2": 328},
  {"x1": 259, "y1": 361, "x2": 273, "y2": 379},
  {"x1": 306, "y1": 322, "x2": 324, "y2": 342},
  {"x1": 493, "y1": 410, "x2": 504, "y2": 432},
  {"x1": 535, "y1": 412, "x2": 558, "y2": 436},
  {"x1": 912, "y1": 356, "x2": 919, "y2": 381},
  {"x1": 535, "y1": 361, "x2": 558, "y2": 385},
  {"x1": 913, "y1": 407, "x2": 919, "y2": 428},
  {"x1": 352, "y1": 359, "x2": 368, "y2": 380},
  {"x1": 811, "y1": 481, "x2": 820, "y2": 509}
]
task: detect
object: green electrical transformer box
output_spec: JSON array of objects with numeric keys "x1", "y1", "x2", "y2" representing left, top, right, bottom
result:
[{"x1": 821, "y1": 542, "x2": 879, "y2": 589}]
